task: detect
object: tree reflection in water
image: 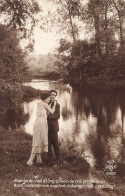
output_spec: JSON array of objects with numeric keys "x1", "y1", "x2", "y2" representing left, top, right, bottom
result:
[{"x1": 59, "y1": 83, "x2": 125, "y2": 169}]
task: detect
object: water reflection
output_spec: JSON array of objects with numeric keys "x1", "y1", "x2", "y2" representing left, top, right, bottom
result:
[
  {"x1": 0, "y1": 107, "x2": 29, "y2": 130},
  {"x1": 24, "y1": 79, "x2": 63, "y2": 91},
  {"x1": 1, "y1": 79, "x2": 125, "y2": 170},
  {"x1": 23, "y1": 99, "x2": 40, "y2": 135}
]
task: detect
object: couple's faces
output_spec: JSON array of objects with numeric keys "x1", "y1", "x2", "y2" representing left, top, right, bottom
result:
[{"x1": 44, "y1": 93, "x2": 57, "y2": 103}]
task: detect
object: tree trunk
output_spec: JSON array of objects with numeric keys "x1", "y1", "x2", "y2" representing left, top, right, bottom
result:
[
  {"x1": 119, "y1": 17, "x2": 123, "y2": 46},
  {"x1": 104, "y1": 0, "x2": 109, "y2": 55},
  {"x1": 89, "y1": 0, "x2": 102, "y2": 58},
  {"x1": 112, "y1": 0, "x2": 124, "y2": 46},
  {"x1": 79, "y1": 67, "x2": 82, "y2": 80},
  {"x1": 67, "y1": 1, "x2": 76, "y2": 44},
  {"x1": 94, "y1": 14, "x2": 102, "y2": 58}
]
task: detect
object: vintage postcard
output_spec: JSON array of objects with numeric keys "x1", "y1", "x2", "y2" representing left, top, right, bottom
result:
[{"x1": 0, "y1": 0, "x2": 125, "y2": 196}]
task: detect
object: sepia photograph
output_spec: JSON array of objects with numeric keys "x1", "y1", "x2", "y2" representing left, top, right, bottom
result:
[{"x1": 0, "y1": 0, "x2": 125, "y2": 195}]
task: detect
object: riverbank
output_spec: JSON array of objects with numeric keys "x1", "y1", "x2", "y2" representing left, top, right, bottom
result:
[
  {"x1": 25, "y1": 72, "x2": 61, "y2": 82},
  {"x1": 0, "y1": 127, "x2": 125, "y2": 196},
  {"x1": 86, "y1": 77, "x2": 125, "y2": 89},
  {"x1": 22, "y1": 85, "x2": 49, "y2": 100},
  {"x1": 64, "y1": 77, "x2": 125, "y2": 89}
]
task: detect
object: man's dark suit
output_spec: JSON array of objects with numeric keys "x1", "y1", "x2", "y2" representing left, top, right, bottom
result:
[{"x1": 47, "y1": 102, "x2": 60, "y2": 160}]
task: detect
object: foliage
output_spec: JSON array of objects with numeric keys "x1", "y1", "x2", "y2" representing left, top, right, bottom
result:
[
  {"x1": 26, "y1": 53, "x2": 59, "y2": 77},
  {"x1": 0, "y1": 1, "x2": 41, "y2": 110},
  {"x1": 22, "y1": 85, "x2": 49, "y2": 100},
  {"x1": 47, "y1": 0, "x2": 82, "y2": 43},
  {"x1": 53, "y1": 0, "x2": 125, "y2": 82},
  {"x1": 56, "y1": 37, "x2": 125, "y2": 81},
  {"x1": 0, "y1": 0, "x2": 41, "y2": 110},
  {"x1": 0, "y1": 0, "x2": 40, "y2": 50},
  {"x1": 56, "y1": 39, "x2": 94, "y2": 79},
  {"x1": 0, "y1": 24, "x2": 28, "y2": 111},
  {"x1": 0, "y1": 25, "x2": 27, "y2": 83}
]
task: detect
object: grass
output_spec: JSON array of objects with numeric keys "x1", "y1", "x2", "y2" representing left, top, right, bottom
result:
[
  {"x1": 0, "y1": 128, "x2": 125, "y2": 196},
  {"x1": 22, "y1": 85, "x2": 49, "y2": 101}
]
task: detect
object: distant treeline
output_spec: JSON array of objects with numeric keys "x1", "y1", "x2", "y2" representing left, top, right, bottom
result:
[{"x1": 26, "y1": 53, "x2": 61, "y2": 77}]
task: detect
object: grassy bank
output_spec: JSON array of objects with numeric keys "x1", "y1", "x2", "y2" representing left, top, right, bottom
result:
[
  {"x1": 0, "y1": 128, "x2": 125, "y2": 196},
  {"x1": 25, "y1": 72, "x2": 61, "y2": 81},
  {"x1": 22, "y1": 85, "x2": 49, "y2": 101},
  {"x1": 0, "y1": 128, "x2": 90, "y2": 196}
]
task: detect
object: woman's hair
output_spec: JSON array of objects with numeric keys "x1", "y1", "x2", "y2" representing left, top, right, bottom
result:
[{"x1": 41, "y1": 92, "x2": 50, "y2": 100}]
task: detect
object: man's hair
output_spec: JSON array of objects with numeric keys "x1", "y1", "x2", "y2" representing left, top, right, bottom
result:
[
  {"x1": 41, "y1": 92, "x2": 50, "y2": 100},
  {"x1": 49, "y1": 90, "x2": 58, "y2": 96}
]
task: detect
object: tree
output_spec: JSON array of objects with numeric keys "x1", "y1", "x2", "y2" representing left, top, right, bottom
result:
[
  {"x1": 41, "y1": 0, "x2": 125, "y2": 81},
  {"x1": 0, "y1": 25, "x2": 27, "y2": 83},
  {"x1": 87, "y1": 0, "x2": 104, "y2": 58},
  {"x1": 0, "y1": 0, "x2": 41, "y2": 111},
  {"x1": 0, "y1": 0, "x2": 40, "y2": 50},
  {"x1": 70, "y1": 40, "x2": 90, "y2": 80},
  {"x1": 57, "y1": 39, "x2": 91, "y2": 80},
  {"x1": 111, "y1": 0, "x2": 125, "y2": 47},
  {"x1": 47, "y1": 0, "x2": 81, "y2": 44},
  {"x1": 0, "y1": 24, "x2": 28, "y2": 110}
]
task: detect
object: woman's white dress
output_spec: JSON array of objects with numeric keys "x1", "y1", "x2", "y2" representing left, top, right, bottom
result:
[{"x1": 31, "y1": 101, "x2": 52, "y2": 154}]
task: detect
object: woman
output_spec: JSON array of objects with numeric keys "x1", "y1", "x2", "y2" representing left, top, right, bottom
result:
[{"x1": 27, "y1": 92, "x2": 56, "y2": 166}]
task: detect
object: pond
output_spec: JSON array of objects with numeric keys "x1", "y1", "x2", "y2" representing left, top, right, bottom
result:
[{"x1": 1, "y1": 79, "x2": 125, "y2": 172}]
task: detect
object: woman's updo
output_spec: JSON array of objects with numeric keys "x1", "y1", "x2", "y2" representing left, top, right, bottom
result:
[{"x1": 41, "y1": 92, "x2": 50, "y2": 100}]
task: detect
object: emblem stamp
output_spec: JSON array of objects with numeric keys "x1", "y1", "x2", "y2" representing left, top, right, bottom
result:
[{"x1": 104, "y1": 160, "x2": 117, "y2": 176}]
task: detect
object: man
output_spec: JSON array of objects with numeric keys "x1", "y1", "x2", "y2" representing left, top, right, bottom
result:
[{"x1": 47, "y1": 90, "x2": 60, "y2": 161}]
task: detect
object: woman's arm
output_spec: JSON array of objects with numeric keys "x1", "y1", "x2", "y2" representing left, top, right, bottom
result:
[
  {"x1": 48, "y1": 103, "x2": 60, "y2": 120},
  {"x1": 45, "y1": 101, "x2": 56, "y2": 114}
]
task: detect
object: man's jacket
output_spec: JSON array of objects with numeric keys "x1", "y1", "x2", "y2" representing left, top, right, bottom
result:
[{"x1": 47, "y1": 102, "x2": 60, "y2": 132}]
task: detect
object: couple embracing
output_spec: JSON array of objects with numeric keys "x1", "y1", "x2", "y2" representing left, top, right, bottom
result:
[{"x1": 27, "y1": 90, "x2": 60, "y2": 166}]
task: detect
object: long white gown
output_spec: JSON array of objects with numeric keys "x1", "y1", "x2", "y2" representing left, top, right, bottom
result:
[{"x1": 31, "y1": 101, "x2": 53, "y2": 154}]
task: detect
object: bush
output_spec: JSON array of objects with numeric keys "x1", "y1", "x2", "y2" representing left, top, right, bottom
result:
[{"x1": 0, "y1": 24, "x2": 28, "y2": 110}]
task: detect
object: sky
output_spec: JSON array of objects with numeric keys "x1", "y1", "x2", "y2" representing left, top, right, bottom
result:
[
  {"x1": 20, "y1": 0, "x2": 59, "y2": 55},
  {"x1": 33, "y1": 27, "x2": 61, "y2": 55},
  {"x1": 32, "y1": 0, "x2": 61, "y2": 55},
  {"x1": 29, "y1": 0, "x2": 89, "y2": 55}
]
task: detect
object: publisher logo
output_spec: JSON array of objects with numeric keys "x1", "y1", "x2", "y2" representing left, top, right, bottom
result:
[{"x1": 104, "y1": 160, "x2": 117, "y2": 176}]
